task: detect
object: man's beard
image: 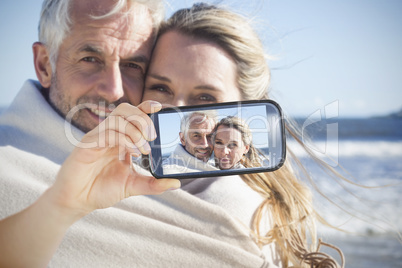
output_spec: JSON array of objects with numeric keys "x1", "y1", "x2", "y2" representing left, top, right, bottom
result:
[{"x1": 48, "y1": 73, "x2": 124, "y2": 133}]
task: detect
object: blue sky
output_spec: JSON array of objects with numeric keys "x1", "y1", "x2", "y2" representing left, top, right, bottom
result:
[{"x1": 1, "y1": 0, "x2": 401, "y2": 117}]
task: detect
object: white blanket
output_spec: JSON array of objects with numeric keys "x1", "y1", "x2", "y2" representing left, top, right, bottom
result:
[{"x1": 0, "y1": 80, "x2": 280, "y2": 267}]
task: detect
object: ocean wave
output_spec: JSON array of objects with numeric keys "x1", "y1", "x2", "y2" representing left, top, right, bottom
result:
[{"x1": 288, "y1": 140, "x2": 402, "y2": 158}]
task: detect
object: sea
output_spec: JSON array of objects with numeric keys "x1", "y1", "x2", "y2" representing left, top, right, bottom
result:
[
  {"x1": 1, "y1": 105, "x2": 401, "y2": 267},
  {"x1": 289, "y1": 117, "x2": 402, "y2": 267}
]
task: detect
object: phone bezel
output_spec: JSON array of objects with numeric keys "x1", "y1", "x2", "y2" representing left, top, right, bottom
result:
[{"x1": 148, "y1": 100, "x2": 286, "y2": 179}]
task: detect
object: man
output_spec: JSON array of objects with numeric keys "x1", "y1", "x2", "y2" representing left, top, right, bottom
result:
[
  {"x1": 163, "y1": 111, "x2": 219, "y2": 174},
  {"x1": 0, "y1": 1, "x2": 269, "y2": 267}
]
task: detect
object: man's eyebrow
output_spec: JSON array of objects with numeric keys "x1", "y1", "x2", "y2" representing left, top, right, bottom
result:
[
  {"x1": 126, "y1": 55, "x2": 149, "y2": 65},
  {"x1": 79, "y1": 45, "x2": 102, "y2": 54},
  {"x1": 78, "y1": 45, "x2": 149, "y2": 64}
]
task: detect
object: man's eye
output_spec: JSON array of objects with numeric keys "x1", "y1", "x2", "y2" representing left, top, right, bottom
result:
[
  {"x1": 124, "y1": 62, "x2": 141, "y2": 69},
  {"x1": 81, "y1": 57, "x2": 98, "y2": 63}
]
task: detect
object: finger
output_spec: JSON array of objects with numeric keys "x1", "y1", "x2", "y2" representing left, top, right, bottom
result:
[
  {"x1": 81, "y1": 125, "x2": 150, "y2": 158},
  {"x1": 126, "y1": 174, "x2": 181, "y2": 196},
  {"x1": 103, "y1": 115, "x2": 148, "y2": 149},
  {"x1": 110, "y1": 103, "x2": 158, "y2": 141},
  {"x1": 103, "y1": 116, "x2": 151, "y2": 155},
  {"x1": 101, "y1": 129, "x2": 151, "y2": 156}
]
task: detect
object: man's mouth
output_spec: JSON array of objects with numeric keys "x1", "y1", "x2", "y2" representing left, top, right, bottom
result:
[
  {"x1": 194, "y1": 148, "x2": 212, "y2": 160},
  {"x1": 87, "y1": 107, "x2": 112, "y2": 121},
  {"x1": 196, "y1": 149, "x2": 210, "y2": 155}
]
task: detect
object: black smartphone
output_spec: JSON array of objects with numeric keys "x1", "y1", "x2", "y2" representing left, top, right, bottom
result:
[{"x1": 148, "y1": 100, "x2": 286, "y2": 179}]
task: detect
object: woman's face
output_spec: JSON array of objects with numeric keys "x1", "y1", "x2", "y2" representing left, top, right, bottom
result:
[
  {"x1": 214, "y1": 125, "x2": 249, "y2": 169},
  {"x1": 143, "y1": 31, "x2": 242, "y2": 107}
]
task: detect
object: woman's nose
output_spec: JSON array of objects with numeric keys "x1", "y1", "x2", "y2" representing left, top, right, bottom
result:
[
  {"x1": 171, "y1": 98, "x2": 186, "y2": 107},
  {"x1": 168, "y1": 93, "x2": 188, "y2": 107}
]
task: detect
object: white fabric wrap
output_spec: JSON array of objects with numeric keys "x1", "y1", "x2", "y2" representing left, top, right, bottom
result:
[{"x1": 0, "y1": 80, "x2": 280, "y2": 267}]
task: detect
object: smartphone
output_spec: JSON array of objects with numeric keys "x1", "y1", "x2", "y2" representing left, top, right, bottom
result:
[{"x1": 148, "y1": 100, "x2": 286, "y2": 179}]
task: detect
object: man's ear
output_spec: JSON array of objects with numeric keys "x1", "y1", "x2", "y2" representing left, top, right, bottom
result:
[
  {"x1": 32, "y1": 42, "x2": 52, "y2": 88},
  {"x1": 179, "y1": 132, "x2": 186, "y2": 146}
]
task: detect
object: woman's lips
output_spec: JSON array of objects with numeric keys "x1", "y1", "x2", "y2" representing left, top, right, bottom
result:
[{"x1": 220, "y1": 158, "x2": 230, "y2": 163}]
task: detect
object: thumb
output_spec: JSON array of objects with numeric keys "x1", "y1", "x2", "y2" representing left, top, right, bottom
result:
[
  {"x1": 137, "y1": 100, "x2": 162, "y2": 114},
  {"x1": 127, "y1": 174, "x2": 181, "y2": 196}
]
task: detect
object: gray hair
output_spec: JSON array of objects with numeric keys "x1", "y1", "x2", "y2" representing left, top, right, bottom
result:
[
  {"x1": 180, "y1": 110, "x2": 217, "y2": 137},
  {"x1": 38, "y1": 0, "x2": 165, "y2": 70}
]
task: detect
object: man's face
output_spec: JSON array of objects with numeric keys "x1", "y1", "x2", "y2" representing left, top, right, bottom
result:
[
  {"x1": 179, "y1": 115, "x2": 215, "y2": 162},
  {"x1": 48, "y1": 0, "x2": 154, "y2": 132}
]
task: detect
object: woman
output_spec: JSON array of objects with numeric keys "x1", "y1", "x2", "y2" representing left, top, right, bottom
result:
[
  {"x1": 213, "y1": 116, "x2": 260, "y2": 170},
  {"x1": 143, "y1": 3, "x2": 343, "y2": 267}
]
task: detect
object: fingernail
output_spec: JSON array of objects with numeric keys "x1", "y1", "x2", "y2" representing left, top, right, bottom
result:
[
  {"x1": 167, "y1": 187, "x2": 179, "y2": 191},
  {"x1": 149, "y1": 101, "x2": 162, "y2": 113},
  {"x1": 149, "y1": 128, "x2": 157, "y2": 141},
  {"x1": 142, "y1": 142, "x2": 151, "y2": 153}
]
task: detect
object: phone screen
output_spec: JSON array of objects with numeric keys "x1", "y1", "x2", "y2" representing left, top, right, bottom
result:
[{"x1": 148, "y1": 100, "x2": 286, "y2": 179}]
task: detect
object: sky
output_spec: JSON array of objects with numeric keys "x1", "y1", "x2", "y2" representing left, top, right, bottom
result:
[{"x1": 0, "y1": 0, "x2": 401, "y2": 118}]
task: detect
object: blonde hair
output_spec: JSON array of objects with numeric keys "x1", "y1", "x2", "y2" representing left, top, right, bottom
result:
[
  {"x1": 158, "y1": 3, "x2": 270, "y2": 101},
  {"x1": 162, "y1": 4, "x2": 343, "y2": 267}
]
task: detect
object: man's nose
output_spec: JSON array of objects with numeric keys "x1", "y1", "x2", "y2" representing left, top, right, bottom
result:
[
  {"x1": 97, "y1": 64, "x2": 124, "y2": 101},
  {"x1": 199, "y1": 136, "x2": 209, "y2": 147}
]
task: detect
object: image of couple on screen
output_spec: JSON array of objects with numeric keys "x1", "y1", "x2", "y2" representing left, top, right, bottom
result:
[{"x1": 162, "y1": 111, "x2": 263, "y2": 175}]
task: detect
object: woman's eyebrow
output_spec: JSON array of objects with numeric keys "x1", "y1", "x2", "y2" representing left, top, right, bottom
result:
[
  {"x1": 147, "y1": 73, "x2": 171, "y2": 82},
  {"x1": 194, "y1": 85, "x2": 224, "y2": 92}
]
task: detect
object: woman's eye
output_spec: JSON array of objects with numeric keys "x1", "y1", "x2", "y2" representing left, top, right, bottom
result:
[
  {"x1": 228, "y1": 143, "x2": 237, "y2": 149},
  {"x1": 148, "y1": 85, "x2": 169, "y2": 93},
  {"x1": 198, "y1": 94, "x2": 216, "y2": 102}
]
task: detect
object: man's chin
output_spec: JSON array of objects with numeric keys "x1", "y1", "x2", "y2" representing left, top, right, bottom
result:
[
  {"x1": 72, "y1": 109, "x2": 106, "y2": 133},
  {"x1": 70, "y1": 116, "x2": 100, "y2": 133}
]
